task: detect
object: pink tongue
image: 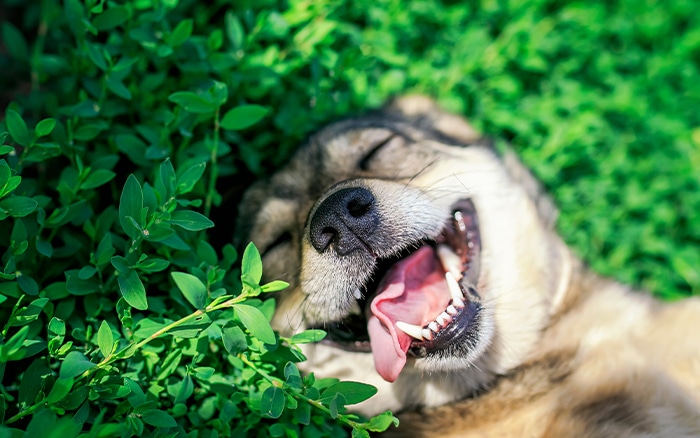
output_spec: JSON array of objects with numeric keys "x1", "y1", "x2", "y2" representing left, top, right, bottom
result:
[{"x1": 368, "y1": 246, "x2": 450, "y2": 382}]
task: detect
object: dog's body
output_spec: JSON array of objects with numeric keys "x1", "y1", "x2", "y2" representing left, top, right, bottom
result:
[{"x1": 236, "y1": 97, "x2": 700, "y2": 436}]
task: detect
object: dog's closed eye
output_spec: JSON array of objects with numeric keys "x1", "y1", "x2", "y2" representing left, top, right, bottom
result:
[
  {"x1": 261, "y1": 231, "x2": 292, "y2": 257},
  {"x1": 358, "y1": 134, "x2": 404, "y2": 170}
]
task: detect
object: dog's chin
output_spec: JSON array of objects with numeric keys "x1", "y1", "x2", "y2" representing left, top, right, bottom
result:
[{"x1": 308, "y1": 198, "x2": 492, "y2": 380}]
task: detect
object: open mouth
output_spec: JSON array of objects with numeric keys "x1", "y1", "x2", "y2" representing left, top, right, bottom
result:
[{"x1": 314, "y1": 199, "x2": 482, "y2": 382}]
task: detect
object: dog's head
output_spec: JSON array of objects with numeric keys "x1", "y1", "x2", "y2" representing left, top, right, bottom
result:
[{"x1": 235, "y1": 97, "x2": 573, "y2": 413}]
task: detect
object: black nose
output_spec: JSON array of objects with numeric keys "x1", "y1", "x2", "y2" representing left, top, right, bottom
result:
[{"x1": 309, "y1": 187, "x2": 379, "y2": 255}]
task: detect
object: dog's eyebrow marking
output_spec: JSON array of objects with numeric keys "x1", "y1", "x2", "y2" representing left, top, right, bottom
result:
[{"x1": 358, "y1": 134, "x2": 403, "y2": 171}]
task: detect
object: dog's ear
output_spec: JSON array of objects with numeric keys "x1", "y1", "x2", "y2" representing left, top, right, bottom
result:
[{"x1": 384, "y1": 95, "x2": 481, "y2": 144}]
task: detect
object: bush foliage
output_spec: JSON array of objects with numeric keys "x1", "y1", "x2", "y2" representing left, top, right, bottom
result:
[{"x1": 1, "y1": 0, "x2": 699, "y2": 436}]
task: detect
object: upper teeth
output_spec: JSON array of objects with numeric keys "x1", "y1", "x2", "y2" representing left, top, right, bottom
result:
[
  {"x1": 437, "y1": 244, "x2": 463, "y2": 281},
  {"x1": 394, "y1": 245, "x2": 467, "y2": 342}
]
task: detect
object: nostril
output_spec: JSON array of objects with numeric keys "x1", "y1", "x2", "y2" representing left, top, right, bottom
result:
[
  {"x1": 347, "y1": 198, "x2": 372, "y2": 218},
  {"x1": 321, "y1": 226, "x2": 336, "y2": 240}
]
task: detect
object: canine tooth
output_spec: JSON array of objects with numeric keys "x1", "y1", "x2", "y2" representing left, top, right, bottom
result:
[
  {"x1": 437, "y1": 244, "x2": 463, "y2": 280},
  {"x1": 452, "y1": 296, "x2": 465, "y2": 308},
  {"x1": 421, "y1": 328, "x2": 433, "y2": 340},
  {"x1": 352, "y1": 288, "x2": 362, "y2": 300},
  {"x1": 396, "y1": 321, "x2": 424, "y2": 341},
  {"x1": 428, "y1": 321, "x2": 439, "y2": 332},
  {"x1": 445, "y1": 271, "x2": 465, "y2": 302},
  {"x1": 446, "y1": 305, "x2": 458, "y2": 315}
]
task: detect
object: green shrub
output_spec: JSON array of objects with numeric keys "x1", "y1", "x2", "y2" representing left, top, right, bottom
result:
[
  {"x1": 0, "y1": 0, "x2": 399, "y2": 436},
  {"x1": 1, "y1": 0, "x2": 699, "y2": 436}
]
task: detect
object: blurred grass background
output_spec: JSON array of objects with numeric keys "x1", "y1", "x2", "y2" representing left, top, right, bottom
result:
[
  {"x1": 227, "y1": 0, "x2": 700, "y2": 300},
  {"x1": 4, "y1": 0, "x2": 699, "y2": 301}
]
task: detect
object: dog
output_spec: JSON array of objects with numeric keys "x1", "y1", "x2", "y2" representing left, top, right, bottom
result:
[{"x1": 235, "y1": 96, "x2": 700, "y2": 437}]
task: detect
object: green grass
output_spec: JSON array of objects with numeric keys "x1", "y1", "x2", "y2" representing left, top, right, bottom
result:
[{"x1": 0, "y1": 0, "x2": 699, "y2": 436}]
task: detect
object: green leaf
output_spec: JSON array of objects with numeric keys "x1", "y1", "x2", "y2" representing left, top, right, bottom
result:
[
  {"x1": 328, "y1": 393, "x2": 346, "y2": 419},
  {"x1": 5, "y1": 110, "x2": 29, "y2": 147},
  {"x1": 169, "y1": 19, "x2": 193, "y2": 47},
  {"x1": 141, "y1": 409, "x2": 177, "y2": 428},
  {"x1": 119, "y1": 175, "x2": 144, "y2": 240},
  {"x1": 8, "y1": 297, "x2": 48, "y2": 326},
  {"x1": 221, "y1": 325, "x2": 247, "y2": 355},
  {"x1": 171, "y1": 272, "x2": 207, "y2": 310},
  {"x1": 168, "y1": 91, "x2": 215, "y2": 114},
  {"x1": 60, "y1": 351, "x2": 96, "y2": 379},
  {"x1": 35, "y1": 118, "x2": 56, "y2": 138},
  {"x1": 36, "y1": 239, "x2": 52, "y2": 257},
  {"x1": 78, "y1": 265, "x2": 96, "y2": 279},
  {"x1": 157, "y1": 159, "x2": 176, "y2": 199},
  {"x1": 0, "y1": 196, "x2": 38, "y2": 218},
  {"x1": 176, "y1": 162, "x2": 206, "y2": 194},
  {"x1": 290, "y1": 329, "x2": 327, "y2": 344},
  {"x1": 0, "y1": 325, "x2": 29, "y2": 360},
  {"x1": 234, "y1": 304, "x2": 275, "y2": 344},
  {"x1": 156, "y1": 349, "x2": 182, "y2": 381},
  {"x1": 84, "y1": 41, "x2": 107, "y2": 70},
  {"x1": 97, "y1": 320, "x2": 114, "y2": 357},
  {"x1": 117, "y1": 270, "x2": 148, "y2": 310},
  {"x1": 366, "y1": 410, "x2": 400, "y2": 432},
  {"x1": 106, "y1": 75, "x2": 132, "y2": 100},
  {"x1": 225, "y1": 11, "x2": 244, "y2": 49},
  {"x1": 110, "y1": 255, "x2": 130, "y2": 273},
  {"x1": 319, "y1": 381, "x2": 377, "y2": 405},
  {"x1": 241, "y1": 242, "x2": 263, "y2": 286},
  {"x1": 22, "y1": 142, "x2": 61, "y2": 163},
  {"x1": 92, "y1": 5, "x2": 130, "y2": 30},
  {"x1": 81, "y1": 169, "x2": 116, "y2": 190},
  {"x1": 260, "y1": 386, "x2": 285, "y2": 419},
  {"x1": 261, "y1": 280, "x2": 289, "y2": 293},
  {"x1": 192, "y1": 367, "x2": 215, "y2": 380},
  {"x1": 170, "y1": 210, "x2": 214, "y2": 231},
  {"x1": 174, "y1": 375, "x2": 193, "y2": 404},
  {"x1": 284, "y1": 362, "x2": 303, "y2": 389},
  {"x1": 136, "y1": 257, "x2": 169, "y2": 273},
  {"x1": 220, "y1": 105, "x2": 269, "y2": 131},
  {"x1": 46, "y1": 377, "x2": 74, "y2": 404},
  {"x1": 1, "y1": 22, "x2": 29, "y2": 63},
  {"x1": 295, "y1": 401, "x2": 311, "y2": 425},
  {"x1": 16, "y1": 274, "x2": 38, "y2": 295},
  {"x1": 352, "y1": 428, "x2": 371, "y2": 438}
]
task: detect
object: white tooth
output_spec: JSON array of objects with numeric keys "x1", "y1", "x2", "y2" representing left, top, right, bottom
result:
[
  {"x1": 352, "y1": 288, "x2": 362, "y2": 300},
  {"x1": 437, "y1": 245, "x2": 463, "y2": 280},
  {"x1": 447, "y1": 305, "x2": 458, "y2": 315},
  {"x1": 436, "y1": 312, "x2": 451, "y2": 327},
  {"x1": 421, "y1": 328, "x2": 433, "y2": 340},
  {"x1": 348, "y1": 300, "x2": 362, "y2": 315},
  {"x1": 453, "y1": 296, "x2": 465, "y2": 308},
  {"x1": 428, "y1": 321, "x2": 439, "y2": 332},
  {"x1": 445, "y1": 271, "x2": 465, "y2": 302},
  {"x1": 395, "y1": 321, "x2": 424, "y2": 341}
]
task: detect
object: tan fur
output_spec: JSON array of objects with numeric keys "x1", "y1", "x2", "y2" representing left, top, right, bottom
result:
[{"x1": 235, "y1": 96, "x2": 700, "y2": 436}]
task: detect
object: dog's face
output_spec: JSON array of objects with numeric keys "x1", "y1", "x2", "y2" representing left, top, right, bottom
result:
[{"x1": 236, "y1": 97, "x2": 572, "y2": 413}]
